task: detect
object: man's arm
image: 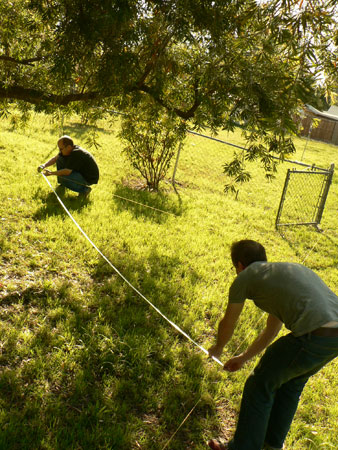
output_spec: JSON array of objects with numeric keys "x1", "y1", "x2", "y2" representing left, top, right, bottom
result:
[
  {"x1": 38, "y1": 154, "x2": 59, "y2": 172},
  {"x1": 208, "y1": 302, "x2": 245, "y2": 359},
  {"x1": 224, "y1": 314, "x2": 283, "y2": 372},
  {"x1": 43, "y1": 168, "x2": 72, "y2": 177}
]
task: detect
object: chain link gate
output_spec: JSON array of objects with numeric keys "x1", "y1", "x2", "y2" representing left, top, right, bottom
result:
[
  {"x1": 275, "y1": 163, "x2": 335, "y2": 230},
  {"x1": 172, "y1": 130, "x2": 335, "y2": 231}
]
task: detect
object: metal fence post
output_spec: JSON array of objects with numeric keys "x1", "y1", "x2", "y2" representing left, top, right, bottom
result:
[
  {"x1": 315, "y1": 163, "x2": 335, "y2": 227},
  {"x1": 275, "y1": 169, "x2": 291, "y2": 229}
]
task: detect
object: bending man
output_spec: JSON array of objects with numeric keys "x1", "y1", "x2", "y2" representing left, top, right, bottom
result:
[
  {"x1": 208, "y1": 239, "x2": 338, "y2": 450},
  {"x1": 38, "y1": 135, "x2": 99, "y2": 197}
]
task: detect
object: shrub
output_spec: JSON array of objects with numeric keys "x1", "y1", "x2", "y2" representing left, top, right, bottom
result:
[{"x1": 120, "y1": 109, "x2": 186, "y2": 191}]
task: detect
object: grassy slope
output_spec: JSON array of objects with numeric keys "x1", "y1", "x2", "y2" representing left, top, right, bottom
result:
[{"x1": 0, "y1": 112, "x2": 338, "y2": 449}]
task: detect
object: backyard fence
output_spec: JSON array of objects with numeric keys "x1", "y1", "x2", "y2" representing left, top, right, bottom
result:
[
  {"x1": 275, "y1": 163, "x2": 335, "y2": 230},
  {"x1": 99, "y1": 109, "x2": 335, "y2": 230},
  {"x1": 300, "y1": 114, "x2": 338, "y2": 146},
  {"x1": 183, "y1": 130, "x2": 335, "y2": 230}
]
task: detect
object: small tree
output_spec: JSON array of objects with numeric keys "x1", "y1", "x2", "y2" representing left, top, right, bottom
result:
[{"x1": 120, "y1": 109, "x2": 186, "y2": 191}]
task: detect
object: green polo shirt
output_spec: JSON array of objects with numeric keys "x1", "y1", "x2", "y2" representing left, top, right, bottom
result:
[{"x1": 229, "y1": 262, "x2": 338, "y2": 336}]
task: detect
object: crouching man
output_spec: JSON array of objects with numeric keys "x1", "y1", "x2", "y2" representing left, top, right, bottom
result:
[
  {"x1": 38, "y1": 135, "x2": 99, "y2": 197},
  {"x1": 208, "y1": 239, "x2": 338, "y2": 450}
]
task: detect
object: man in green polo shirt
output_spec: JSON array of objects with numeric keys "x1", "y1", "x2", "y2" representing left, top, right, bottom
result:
[
  {"x1": 38, "y1": 135, "x2": 99, "y2": 197},
  {"x1": 208, "y1": 240, "x2": 338, "y2": 450}
]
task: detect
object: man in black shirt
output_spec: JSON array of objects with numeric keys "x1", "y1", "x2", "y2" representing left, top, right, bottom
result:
[{"x1": 38, "y1": 135, "x2": 99, "y2": 197}]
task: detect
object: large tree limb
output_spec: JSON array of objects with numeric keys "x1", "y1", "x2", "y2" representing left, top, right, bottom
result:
[
  {"x1": 0, "y1": 55, "x2": 45, "y2": 66},
  {"x1": 0, "y1": 85, "x2": 100, "y2": 105},
  {"x1": 0, "y1": 82, "x2": 200, "y2": 119}
]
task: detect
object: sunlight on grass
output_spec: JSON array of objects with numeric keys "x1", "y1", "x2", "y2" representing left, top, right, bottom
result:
[{"x1": 0, "y1": 112, "x2": 337, "y2": 449}]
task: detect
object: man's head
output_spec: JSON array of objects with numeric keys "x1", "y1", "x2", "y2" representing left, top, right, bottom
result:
[
  {"x1": 58, "y1": 135, "x2": 74, "y2": 156},
  {"x1": 231, "y1": 240, "x2": 267, "y2": 273}
]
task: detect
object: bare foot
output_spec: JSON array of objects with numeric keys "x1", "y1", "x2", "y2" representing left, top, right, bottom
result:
[{"x1": 207, "y1": 438, "x2": 228, "y2": 450}]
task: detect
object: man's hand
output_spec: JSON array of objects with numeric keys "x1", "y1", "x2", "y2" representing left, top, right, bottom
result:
[
  {"x1": 223, "y1": 354, "x2": 246, "y2": 372},
  {"x1": 208, "y1": 344, "x2": 224, "y2": 359},
  {"x1": 43, "y1": 169, "x2": 53, "y2": 176},
  {"x1": 37, "y1": 164, "x2": 45, "y2": 173}
]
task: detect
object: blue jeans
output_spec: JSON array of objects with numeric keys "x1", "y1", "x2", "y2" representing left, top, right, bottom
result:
[
  {"x1": 57, "y1": 171, "x2": 90, "y2": 193},
  {"x1": 228, "y1": 333, "x2": 338, "y2": 450}
]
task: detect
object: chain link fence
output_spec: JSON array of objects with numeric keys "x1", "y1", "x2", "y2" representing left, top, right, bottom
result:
[
  {"x1": 93, "y1": 109, "x2": 334, "y2": 231},
  {"x1": 275, "y1": 164, "x2": 334, "y2": 230},
  {"x1": 172, "y1": 130, "x2": 335, "y2": 230}
]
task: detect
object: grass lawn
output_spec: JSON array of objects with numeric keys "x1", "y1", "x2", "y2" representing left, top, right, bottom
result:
[{"x1": 0, "y1": 111, "x2": 338, "y2": 449}]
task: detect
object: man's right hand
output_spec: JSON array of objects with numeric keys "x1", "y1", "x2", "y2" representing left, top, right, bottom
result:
[
  {"x1": 223, "y1": 354, "x2": 246, "y2": 372},
  {"x1": 37, "y1": 164, "x2": 45, "y2": 173}
]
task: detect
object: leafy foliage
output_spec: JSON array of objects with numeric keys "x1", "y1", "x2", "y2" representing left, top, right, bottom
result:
[{"x1": 1, "y1": 0, "x2": 338, "y2": 185}]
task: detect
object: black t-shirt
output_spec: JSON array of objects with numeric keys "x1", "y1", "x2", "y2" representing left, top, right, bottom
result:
[{"x1": 57, "y1": 146, "x2": 99, "y2": 184}]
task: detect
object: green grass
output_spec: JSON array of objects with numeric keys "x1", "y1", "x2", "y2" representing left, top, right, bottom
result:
[{"x1": 1, "y1": 111, "x2": 338, "y2": 449}]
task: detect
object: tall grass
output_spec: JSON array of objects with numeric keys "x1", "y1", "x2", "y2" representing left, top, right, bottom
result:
[{"x1": 0, "y1": 112, "x2": 337, "y2": 449}]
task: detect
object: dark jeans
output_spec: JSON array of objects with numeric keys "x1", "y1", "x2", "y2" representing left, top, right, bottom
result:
[
  {"x1": 57, "y1": 171, "x2": 90, "y2": 193},
  {"x1": 228, "y1": 333, "x2": 338, "y2": 450}
]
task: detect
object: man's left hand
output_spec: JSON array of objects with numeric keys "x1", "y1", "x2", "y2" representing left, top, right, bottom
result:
[
  {"x1": 223, "y1": 355, "x2": 246, "y2": 372},
  {"x1": 43, "y1": 169, "x2": 53, "y2": 176}
]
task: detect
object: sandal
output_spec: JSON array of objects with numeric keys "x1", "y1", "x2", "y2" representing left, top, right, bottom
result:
[{"x1": 207, "y1": 438, "x2": 228, "y2": 450}]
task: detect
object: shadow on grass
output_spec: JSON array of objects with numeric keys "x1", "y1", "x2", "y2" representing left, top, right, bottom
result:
[
  {"x1": 62, "y1": 123, "x2": 112, "y2": 138},
  {"x1": 112, "y1": 183, "x2": 183, "y2": 223},
  {"x1": 0, "y1": 248, "x2": 218, "y2": 450},
  {"x1": 32, "y1": 186, "x2": 89, "y2": 220},
  {"x1": 88, "y1": 247, "x2": 215, "y2": 449},
  {"x1": 0, "y1": 285, "x2": 57, "y2": 306}
]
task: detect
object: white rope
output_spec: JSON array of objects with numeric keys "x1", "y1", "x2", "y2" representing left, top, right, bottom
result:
[
  {"x1": 41, "y1": 174, "x2": 223, "y2": 367},
  {"x1": 228, "y1": 312, "x2": 267, "y2": 360},
  {"x1": 111, "y1": 192, "x2": 177, "y2": 216},
  {"x1": 59, "y1": 176, "x2": 176, "y2": 216},
  {"x1": 43, "y1": 174, "x2": 177, "y2": 216},
  {"x1": 55, "y1": 175, "x2": 177, "y2": 216},
  {"x1": 301, "y1": 236, "x2": 322, "y2": 265},
  {"x1": 161, "y1": 397, "x2": 201, "y2": 450}
]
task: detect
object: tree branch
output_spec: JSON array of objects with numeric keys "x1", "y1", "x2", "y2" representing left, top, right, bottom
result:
[
  {"x1": 137, "y1": 81, "x2": 201, "y2": 120},
  {"x1": 136, "y1": 34, "x2": 173, "y2": 89},
  {"x1": 0, "y1": 55, "x2": 45, "y2": 66},
  {"x1": 0, "y1": 85, "x2": 99, "y2": 105},
  {"x1": 0, "y1": 79, "x2": 200, "y2": 118}
]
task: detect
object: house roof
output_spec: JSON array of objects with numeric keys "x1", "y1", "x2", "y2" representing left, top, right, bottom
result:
[
  {"x1": 328, "y1": 105, "x2": 338, "y2": 116},
  {"x1": 305, "y1": 104, "x2": 338, "y2": 122}
]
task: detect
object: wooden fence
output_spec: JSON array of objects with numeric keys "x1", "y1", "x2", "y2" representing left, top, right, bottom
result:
[{"x1": 300, "y1": 116, "x2": 338, "y2": 146}]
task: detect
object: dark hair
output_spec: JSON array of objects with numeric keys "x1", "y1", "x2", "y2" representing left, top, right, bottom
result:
[
  {"x1": 59, "y1": 135, "x2": 74, "y2": 148},
  {"x1": 231, "y1": 240, "x2": 267, "y2": 267}
]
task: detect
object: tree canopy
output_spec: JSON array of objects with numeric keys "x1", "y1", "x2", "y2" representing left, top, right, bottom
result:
[{"x1": 1, "y1": 0, "x2": 338, "y2": 185}]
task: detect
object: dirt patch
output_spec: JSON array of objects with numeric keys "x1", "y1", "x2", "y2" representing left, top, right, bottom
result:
[{"x1": 214, "y1": 399, "x2": 237, "y2": 441}]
